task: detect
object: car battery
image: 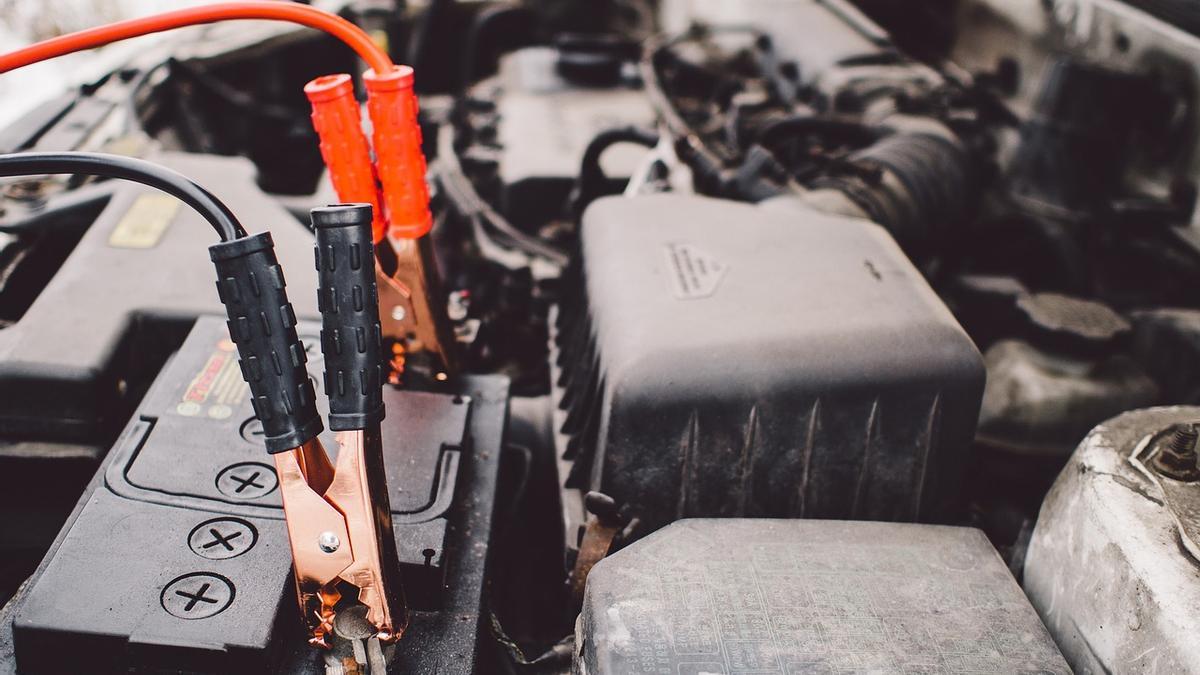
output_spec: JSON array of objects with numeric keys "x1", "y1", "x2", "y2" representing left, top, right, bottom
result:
[
  {"x1": 576, "y1": 519, "x2": 1070, "y2": 674},
  {"x1": 0, "y1": 151, "x2": 321, "y2": 581},
  {"x1": 0, "y1": 317, "x2": 508, "y2": 674},
  {"x1": 0, "y1": 151, "x2": 320, "y2": 443}
]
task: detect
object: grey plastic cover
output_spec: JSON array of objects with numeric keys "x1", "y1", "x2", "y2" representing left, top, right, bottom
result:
[{"x1": 576, "y1": 519, "x2": 1068, "y2": 674}]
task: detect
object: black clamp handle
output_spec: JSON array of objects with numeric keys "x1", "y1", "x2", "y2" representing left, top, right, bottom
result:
[
  {"x1": 209, "y1": 232, "x2": 323, "y2": 453},
  {"x1": 313, "y1": 204, "x2": 386, "y2": 431}
]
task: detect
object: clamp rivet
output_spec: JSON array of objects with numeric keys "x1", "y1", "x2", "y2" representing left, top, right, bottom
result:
[{"x1": 318, "y1": 531, "x2": 341, "y2": 553}]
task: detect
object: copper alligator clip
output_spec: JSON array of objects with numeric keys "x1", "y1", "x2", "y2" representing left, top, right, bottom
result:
[
  {"x1": 274, "y1": 203, "x2": 407, "y2": 648},
  {"x1": 209, "y1": 199, "x2": 405, "y2": 650},
  {"x1": 376, "y1": 234, "x2": 457, "y2": 383},
  {"x1": 368, "y1": 64, "x2": 457, "y2": 385},
  {"x1": 274, "y1": 429, "x2": 405, "y2": 647},
  {"x1": 304, "y1": 67, "x2": 457, "y2": 386}
]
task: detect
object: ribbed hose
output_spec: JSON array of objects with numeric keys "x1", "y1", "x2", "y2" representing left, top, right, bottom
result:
[{"x1": 812, "y1": 133, "x2": 972, "y2": 250}]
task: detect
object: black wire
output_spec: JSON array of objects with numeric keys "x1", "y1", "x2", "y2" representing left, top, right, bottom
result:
[
  {"x1": 573, "y1": 126, "x2": 659, "y2": 217},
  {"x1": 0, "y1": 152, "x2": 245, "y2": 241},
  {"x1": 578, "y1": 126, "x2": 660, "y2": 189},
  {"x1": 641, "y1": 26, "x2": 771, "y2": 142},
  {"x1": 435, "y1": 124, "x2": 569, "y2": 265},
  {"x1": 640, "y1": 34, "x2": 694, "y2": 140}
]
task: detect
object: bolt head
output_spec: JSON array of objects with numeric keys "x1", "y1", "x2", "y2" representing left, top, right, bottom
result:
[
  {"x1": 390, "y1": 305, "x2": 406, "y2": 321},
  {"x1": 1152, "y1": 423, "x2": 1200, "y2": 481},
  {"x1": 318, "y1": 531, "x2": 341, "y2": 553}
]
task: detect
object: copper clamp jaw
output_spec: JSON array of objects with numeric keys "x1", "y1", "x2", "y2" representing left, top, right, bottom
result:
[
  {"x1": 275, "y1": 430, "x2": 406, "y2": 647},
  {"x1": 377, "y1": 234, "x2": 458, "y2": 384},
  {"x1": 303, "y1": 62, "x2": 457, "y2": 386},
  {"x1": 280, "y1": 204, "x2": 407, "y2": 648},
  {"x1": 211, "y1": 205, "x2": 413, "y2": 652}
]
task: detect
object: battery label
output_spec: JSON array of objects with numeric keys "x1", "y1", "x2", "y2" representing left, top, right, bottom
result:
[
  {"x1": 174, "y1": 338, "x2": 246, "y2": 420},
  {"x1": 108, "y1": 193, "x2": 179, "y2": 249}
]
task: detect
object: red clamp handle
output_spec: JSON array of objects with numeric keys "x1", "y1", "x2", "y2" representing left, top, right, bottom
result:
[
  {"x1": 364, "y1": 66, "x2": 432, "y2": 240},
  {"x1": 304, "y1": 74, "x2": 386, "y2": 242}
]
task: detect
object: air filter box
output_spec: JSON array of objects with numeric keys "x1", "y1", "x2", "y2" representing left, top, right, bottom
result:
[
  {"x1": 576, "y1": 519, "x2": 1069, "y2": 674},
  {"x1": 554, "y1": 195, "x2": 984, "y2": 533}
]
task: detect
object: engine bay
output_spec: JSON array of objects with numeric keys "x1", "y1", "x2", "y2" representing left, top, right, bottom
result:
[{"x1": 0, "y1": 0, "x2": 1199, "y2": 672}]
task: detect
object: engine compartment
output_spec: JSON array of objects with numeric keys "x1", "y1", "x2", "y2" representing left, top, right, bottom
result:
[{"x1": 1, "y1": 0, "x2": 1200, "y2": 672}]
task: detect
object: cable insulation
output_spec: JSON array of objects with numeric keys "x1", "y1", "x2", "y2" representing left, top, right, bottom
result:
[
  {"x1": 0, "y1": 152, "x2": 246, "y2": 241},
  {"x1": 0, "y1": 2, "x2": 392, "y2": 75}
]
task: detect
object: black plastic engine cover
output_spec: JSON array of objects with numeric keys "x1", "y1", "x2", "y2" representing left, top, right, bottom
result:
[
  {"x1": 554, "y1": 195, "x2": 984, "y2": 533},
  {"x1": 471, "y1": 47, "x2": 654, "y2": 226},
  {"x1": 0, "y1": 152, "x2": 324, "y2": 587},
  {"x1": 0, "y1": 317, "x2": 508, "y2": 674},
  {"x1": 0, "y1": 152, "x2": 320, "y2": 443}
]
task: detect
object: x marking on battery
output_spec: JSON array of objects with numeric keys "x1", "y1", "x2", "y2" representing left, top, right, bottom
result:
[
  {"x1": 175, "y1": 583, "x2": 219, "y2": 612},
  {"x1": 201, "y1": 528, "x2": 243, "y2": 551},
  {"x1": 229, "y1": 471, "x2": 265, "y2": 493}
]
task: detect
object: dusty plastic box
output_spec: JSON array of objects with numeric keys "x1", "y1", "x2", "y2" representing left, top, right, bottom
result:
[
  {"x1": 575, "y1": 519, "x2": 1069, "y2": 674},
  {"x1": 554, "y1": 194, "x2": 984, "y2": 532}
]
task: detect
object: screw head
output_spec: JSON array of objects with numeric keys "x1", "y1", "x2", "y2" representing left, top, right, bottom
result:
[
  {"x1": 318, "y1": 531, "x2": 341, "y2": 553},
  {"x1": 1153, "y1": 423, "x2": 1200, "y2": 481},
  {"x1": 390, "y1": 305, "x2": 406, "y2": 321}
]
